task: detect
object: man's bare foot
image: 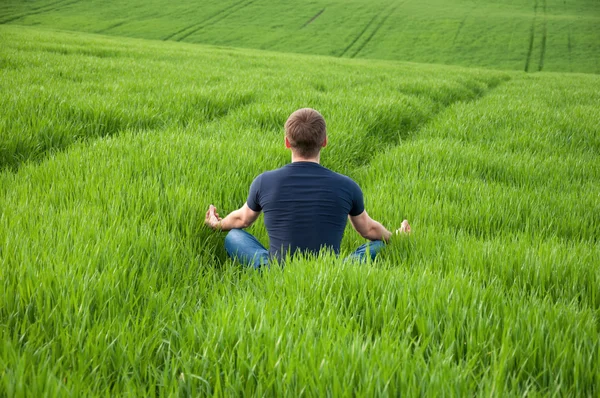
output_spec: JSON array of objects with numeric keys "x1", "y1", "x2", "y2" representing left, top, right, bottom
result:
[{"x1": 395, "y1": 220, "x2": 411, "y2": 235}]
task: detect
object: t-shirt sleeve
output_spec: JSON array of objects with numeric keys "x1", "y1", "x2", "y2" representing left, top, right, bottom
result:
[
  {"x1": 246, "y1": 174, "x2": 263, "y2": 212},
  {"x1": 349, "y1": 180, "x2": 365, "y2": 216}
]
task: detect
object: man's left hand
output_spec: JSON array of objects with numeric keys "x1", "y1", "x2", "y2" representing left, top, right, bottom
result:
[{"x1": 205, "y1": 204, "x2": 222, "y2": 230}]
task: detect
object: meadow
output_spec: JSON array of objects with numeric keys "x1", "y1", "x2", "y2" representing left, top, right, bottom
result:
[
  {"x1": 1, "y1": 23, "x2": 599, "y2": 396},
  {"x1": 1, "y1": 0, "x2": 599, "y2": 73}
]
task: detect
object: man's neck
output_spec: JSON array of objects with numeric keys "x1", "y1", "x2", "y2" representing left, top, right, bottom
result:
[{"x1": 291, "y1": 153, "x2": 320, "y2": 164}]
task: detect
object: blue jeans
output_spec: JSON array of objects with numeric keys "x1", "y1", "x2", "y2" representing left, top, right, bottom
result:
[{"x1": 224, "y1": 229, "x2": 385, "y2": 269}]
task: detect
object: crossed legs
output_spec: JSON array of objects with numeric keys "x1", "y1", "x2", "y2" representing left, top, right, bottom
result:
[{"x1": 224, "y1": 229, "x2": 384, "y2": 268}]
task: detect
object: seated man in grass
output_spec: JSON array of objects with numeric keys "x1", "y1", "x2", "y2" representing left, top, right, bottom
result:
[{"x1": 205, "y1": 108, "x2": 410, "y2": 268}]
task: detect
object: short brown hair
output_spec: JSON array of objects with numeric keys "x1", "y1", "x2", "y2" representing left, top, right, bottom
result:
[{"x1": 285, "y1": 108, "x2": 327, "y2": 158}]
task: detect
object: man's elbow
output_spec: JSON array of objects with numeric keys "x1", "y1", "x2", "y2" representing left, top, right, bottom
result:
[
  {"x1": 363, "y1": 222, "x2": 383, "y2": 241},
  {"x1": 239, "y1": 219, "x2": 251, "y2": 229},
  {"x1": 353, "y1": 221, "x2": 373, "y2": 240},
  {"x1": 359, "y1": 225, "x2": 375, "y2": 240},
  {"x1": 239, "y1": 215, "x2": 256, "y2": 229}
]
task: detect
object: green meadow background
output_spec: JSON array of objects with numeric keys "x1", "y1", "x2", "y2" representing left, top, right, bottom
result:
[
  {"x1": 1, "y1": 0, "x2": 599, "y2": 396},
  {"x1": 1, "y1": 0, "x2": 599, "y2": 73}
]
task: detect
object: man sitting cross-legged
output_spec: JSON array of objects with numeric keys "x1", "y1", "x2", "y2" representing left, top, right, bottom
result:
[{"x1": 205, "y1": 108, "x2": 411, "y2": 268}]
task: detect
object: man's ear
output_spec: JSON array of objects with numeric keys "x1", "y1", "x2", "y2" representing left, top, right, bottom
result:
[
  {"x1": 322, "y1": 136, "x2": 328, "y2": 148},
  {"x1": 285, "y1": 136, "x2": 291, "y2": 149}
]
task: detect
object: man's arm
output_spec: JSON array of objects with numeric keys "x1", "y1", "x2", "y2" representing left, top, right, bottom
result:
[
  {"x1": 349, "y1": 211, "x2": 392, "y2": 242},
  {"x1": 349, "y1": 211, "x2": 411, "y2": 243},
  {"x1": 205, "y1": 203, "x2": 260, "y2": 231}
]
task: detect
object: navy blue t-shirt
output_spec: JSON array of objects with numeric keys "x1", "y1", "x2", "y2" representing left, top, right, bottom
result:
[{"x1": 246, "y1": 162, "x2": 365, "y2": 259}]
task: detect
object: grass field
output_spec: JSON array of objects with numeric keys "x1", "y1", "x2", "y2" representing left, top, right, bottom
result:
[
  {"x1": 1, "y1": 0, "x2": 599, "y2": 73},
  {"x1": 1, "y1": 24, "x2": 599, "y2": 395}
]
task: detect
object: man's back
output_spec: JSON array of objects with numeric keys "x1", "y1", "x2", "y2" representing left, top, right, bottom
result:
[
  {"x1": 246, "y1": 162, "x2": 364, "y2": 259},
  {"x1": 206, "y1": 108, "x2": 409, "y2": 269}
]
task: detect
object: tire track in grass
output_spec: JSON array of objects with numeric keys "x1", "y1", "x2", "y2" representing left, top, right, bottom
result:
[
  {"x1": 20, "y1": 0, "x2": 69, "y2": 13},
  {"x1": 0, "y1": 0, "x2": 67, "y2": 22},
  {"x1": 96, "y1": 20, "x2": 129, "y2": 34},
  {"x1": 261, "y1": 7, "x2": 326, "y2": 51},
  {"x1": 0, "y1": 0, "x2": 79, "y2": 24},
  {"x1": 162, "y1": 0, "x2": 248, "y2": 41},
  {"x1": 350, "y1": 3, "x2": 402, "y2": 58},
  {"x1": 163, "y1": 0, "x2": 254, "y2": 42},
  {"x1": 506, "y1": 18, "x2": 517, "y2": 56},
  {"x1": 452, "y1": 2, "x2": 477, "y2": 45},
  {"x1": 348, "y1": 76, "x2": 512, "y2": 168},
  {"x1": 0, "y1": 90, "x2": 256, "y2": 173},
  {"x1": 301, "y1": 8, "x2": 326, "y2": 29},
  {"x1": 538, "y1": 0, "x2": 547, "y2": 71},
  {"x1": 338, "y1": 11, "x2": 382, "y2": 57},
  {"x1": 340, "y1": 1, "x2": 402, "y2": 58},
  {"x1": 177, "y1": 0, "x2": 256, "y2": 41},
  {"x1": 524, "y1": 0, "x2": 538, "y2": 72},
  {"x1": 452, "y1": 17, "x2": 467, "y2": 45},
  {"x1": 568, "y1": 30, "x2": 572, "y2": 72}
]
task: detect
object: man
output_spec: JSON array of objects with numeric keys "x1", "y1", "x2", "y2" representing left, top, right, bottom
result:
[{"x1": 205, "y1": 108, "x2": 411, "y2": 268}]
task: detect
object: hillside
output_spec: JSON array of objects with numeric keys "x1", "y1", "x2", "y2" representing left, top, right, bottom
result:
[
  {"x1": 1, "y1": 0, "x2": 599, "y2": 73},
  {"x1": 1, "y1": 25, "x2": 599, "y2": 395}
]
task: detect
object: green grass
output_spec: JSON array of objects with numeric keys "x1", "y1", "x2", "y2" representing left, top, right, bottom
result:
[
  {"x1": 1, "y1": 0, "x2": 599, "y2": 73},
  {"x1": 1, "y1": 25, "x2": 599, "y2": 396}
]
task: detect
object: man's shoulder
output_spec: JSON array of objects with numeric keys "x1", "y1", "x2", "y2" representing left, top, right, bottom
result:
[
  {"x1": 257, "y1": 165, "x2": 288, "y2": 179},
  {"x1": 256, "y1": 163, "x2": 361, "y2": 189},
  {"x1": 251, "y1": 165, "x2": 290, "y2": 188},
  {"x1": 323, "y1": 167, "x2": 361, "y2": 188},
  {"x1": 329, "y1": 169, "x2": 357, "y2": 182}
]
